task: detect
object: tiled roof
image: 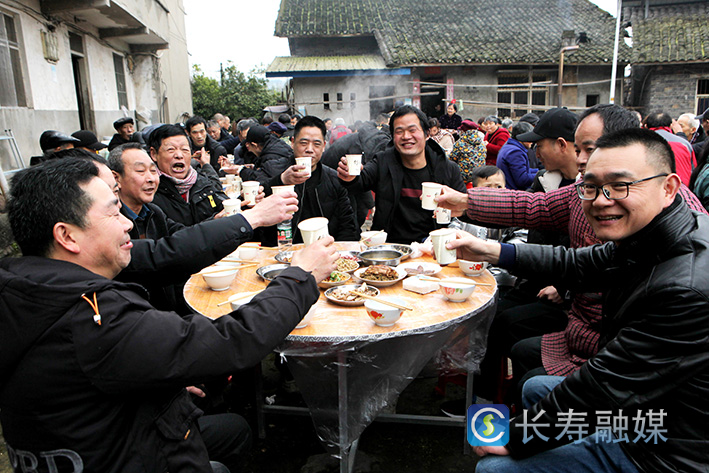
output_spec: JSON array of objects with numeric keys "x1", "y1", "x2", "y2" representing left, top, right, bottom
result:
[
  {"x1": 275, "y1": 0, "x2": 630, "y2": 66},
  {"x1": 267, "y1": 55, "x2": 388, "y2": 73},
  {"x1": 625, "y1": 4, "x2": 709, "y2": 63}
]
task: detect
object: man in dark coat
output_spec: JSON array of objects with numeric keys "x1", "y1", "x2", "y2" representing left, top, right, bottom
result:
[
  {"x1": 236, "y1": 125, "x2": 294, "y2": 186},
  {"x1": 107, "y1": 117, "x2": 135, "y2": 151},
  {"x1": 272, "y1": 116, "x2": 359, "y2": 242},
  {"x1": 185, "y1": 116, "x2": 227, "y2": 173},
  {"x1": 0, "y1": 157, "x2": 339, "y2": 473},
  {"x1": 337, "y1": 105, "x2": 466, "y2": 243},
  {"x1": 323, "y1": 121, "x2": 391, "y2": 228},
  {"x1": 149, "y1": 124, "x2": 228, "y2": 226},
  {"x1": 451, "y1": 128, "x2": 709, "y2": 473}
]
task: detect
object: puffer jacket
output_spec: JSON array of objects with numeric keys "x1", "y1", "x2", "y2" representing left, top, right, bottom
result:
[
  {"x1": 505, "y1": 198, "x2": 709, "y2": 473},
  {"x1": 0, "y1": 257, "x2": 318, "y2": 473}
]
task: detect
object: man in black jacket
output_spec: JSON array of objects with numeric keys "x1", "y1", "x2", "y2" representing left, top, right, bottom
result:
[
  {"x1": 185, "y1": 116, "x2": 228, "y2": 173},
  {"x1": 230, "y1": 125, "x2": 293, "y2": 186},
  {"x1": 150, "y1": 124, "x2": 228, "y2": 226},
  {"x1": 337, "y1": 105, "x2": 466, "y2": 243},
  {"x1": 272, "y1": 116, "x2": 359, "y2": 242},
  {"x1": 323, "y1": 121, "x2": 390, "y2": 228},
  {"x1": 0, "y1": 158, "x2": 338, "y2": 473},
  {"x1": 448, "y1": 128, "x2": 709, "y2": 473}
]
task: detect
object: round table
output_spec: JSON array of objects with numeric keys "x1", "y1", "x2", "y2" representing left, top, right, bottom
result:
[{"x1": 184, "y1": 242, "x2": 497, "y2": 473}]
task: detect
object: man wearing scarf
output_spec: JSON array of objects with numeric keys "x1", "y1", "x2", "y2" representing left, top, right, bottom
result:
[{"x1": 149, "y1": 124, "x2": 228, "y2": 226}]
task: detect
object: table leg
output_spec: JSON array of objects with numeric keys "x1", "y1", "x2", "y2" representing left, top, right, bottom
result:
[
  {"x1": 254, "y1": 363, "x2": 266, "y2": 440},
  {"x1": 464, "y1": 368, "x2": 473, "y2": 455},
  {"x1": 338, "y1": 350, "x2": 355, "y2": 473}
]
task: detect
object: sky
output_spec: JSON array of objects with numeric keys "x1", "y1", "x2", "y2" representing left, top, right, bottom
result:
[{"x1": 183, "y1": 0, "x2": 619, "y2": 80}]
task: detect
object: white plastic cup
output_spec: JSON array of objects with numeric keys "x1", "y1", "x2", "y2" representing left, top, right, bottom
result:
[
  {"x1": 430, "y1": 228, "x2": 457, "y2": 265},
  {"x1": 242, "y1": 181, "x2": 259, "y2": 206},
  {"x1": 346, "y1": 154, "x2": 362, "y2": 176},
  {"x1": 225, "y1": 174, "x2": 235, "y2": 184},
  {"x1": 295, "y1": 157, "x2": 312, "y2": 177},
  {"x1": 421, "y1": 182, "x2": 443, "y2": 210},
  {"x1": 435, "y1": 206, "x2": 451, "y2": 224},
  {"x1": 298, "y1": 217, "x2": 329, "y2": 246},
  {"x1": 226, "y1": 154, "x2": 235, "y2": 164},
  {"x1": 271, "y1": 185, "x2": 295, "y2": 196},
  {"x1": 222, "y1": 198, "x2": 241, "y2": 216}
]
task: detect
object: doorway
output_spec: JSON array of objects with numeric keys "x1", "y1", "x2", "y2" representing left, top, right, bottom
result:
[{"x1": 69, "y1": 32, "x2": 94, "y2": 131}]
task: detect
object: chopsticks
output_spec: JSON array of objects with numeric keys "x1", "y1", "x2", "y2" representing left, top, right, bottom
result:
[
  {"x1": 217, "y1": 290, "x2": 264, "y2": 306},
  {"x1": 417, "y1": 275, "x2": 493, "y2": 287},
  {"x1": 350, "y1": 291, "x2": 413, "y2": 311},
  {"x1": 360, "y1": 230, "x2": 385, "y2": 245},
  {"x1": 200, "y1": 264, "x2": 258, "y2": 275}
]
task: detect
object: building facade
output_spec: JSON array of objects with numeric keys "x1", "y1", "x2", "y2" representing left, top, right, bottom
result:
[
  {"x1": 0, "y1": 0, "x2": 192, "y2": 169},
  {"x1": 267, "y1": 0, "x2": 630, "y2": 123}
]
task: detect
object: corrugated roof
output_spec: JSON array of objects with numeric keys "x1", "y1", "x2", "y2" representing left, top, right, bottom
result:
[
  {"x1": 626, "y1": 4, "x2": 709, "y2": 63},
  {"x1": 267, "y1": 55, "x2": 388, "y2": 73},
  {"x1": 275, "y1": 0, "x2": 631, "y2": 66}
]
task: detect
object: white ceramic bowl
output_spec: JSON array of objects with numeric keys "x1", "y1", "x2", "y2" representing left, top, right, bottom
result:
[
  {"x1": 239, "y1": 246, "x2": 259, "y2": 261},
  {"x1": 364, "y1": 297, "x2": 405, "y2": 327},
  {"x1": 201, "y1": 269, "x2": 238, "y2": 291},
  {"x1": 296, "y1": 306, "x2": 316, "y2": 329},
  {"x1": 228, "y1": 294, "x2": 255, "y2": 310},
  {"x1": 459, "y1": 260, "x2": 489, "y2": 277},
  {"x1": 360, "y1": 231, "x2": 388, "y2": 247},
  {"x1": 439, "y1": 277, "x2": 476, "y2": 302}
]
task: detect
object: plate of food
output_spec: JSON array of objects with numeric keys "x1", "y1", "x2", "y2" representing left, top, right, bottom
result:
[
  {"x1": 324, "y1": 283, "x2": 380, "y2": 306},
  {"x1": 397, "y1": 261, "x2": 442, "y2": 276},
  {"x1": 353, "y1": 265, "x2": 407, "y2": 287},
  {"x1": 317, "y1": 270, "x2": 352, "y2": 289},
  {"x1": 335, "y1": 254, "x2": 360, "y2": 273}
]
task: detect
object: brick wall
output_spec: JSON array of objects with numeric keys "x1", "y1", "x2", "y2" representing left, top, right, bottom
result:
[{"x1": 639, "y1": 64, "x2": 709, "y2": 116}]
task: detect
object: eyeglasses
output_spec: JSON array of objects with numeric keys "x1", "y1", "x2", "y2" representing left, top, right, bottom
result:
[{"x1": 575, "y1": 173, "x2": 668, "y2": 201}]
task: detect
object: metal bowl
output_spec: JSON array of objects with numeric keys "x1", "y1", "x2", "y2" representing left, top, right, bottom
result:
[
  {"x1": 274, "y1": 250, "x2": 294, "y2": 264},
  {"x1": 324, "y1": 283, "x2": 380, "y2": 307},
  {"x1": 368, "y1": 244, "x2": 412, "y2": 261},
  {"x1": 256, "y1": 263, "x2": 290, "y2": 281},
  {"x1": 358, "y1": 249, "x2": 403, "y2": 267}
]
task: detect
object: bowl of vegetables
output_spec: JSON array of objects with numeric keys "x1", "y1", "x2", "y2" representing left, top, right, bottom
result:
[{"x1": 318, "y1": 270, "x2": 352, "y2": 289}]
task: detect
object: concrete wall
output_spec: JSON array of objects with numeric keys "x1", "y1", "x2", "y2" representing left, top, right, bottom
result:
[
  {"x1": 0, "y1": 0, "x2": 191, "y2": 168},
  {"x1": 293, "y1": 75, "x2": 409, "y2": 123}
]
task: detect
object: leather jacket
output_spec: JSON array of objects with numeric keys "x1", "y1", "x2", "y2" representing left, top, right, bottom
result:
[{"x1": 505, "y1": 198, "x2": 709, "y2": 472}]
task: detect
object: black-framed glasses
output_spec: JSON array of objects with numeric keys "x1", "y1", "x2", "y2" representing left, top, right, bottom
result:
[{"x1": 575, "y1": 174, "x2": 668, "y2": 201}]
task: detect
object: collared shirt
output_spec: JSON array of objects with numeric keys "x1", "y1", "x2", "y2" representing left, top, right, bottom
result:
[{"x1": 121, "y1": 203, "x2": 151, "y2": 239}]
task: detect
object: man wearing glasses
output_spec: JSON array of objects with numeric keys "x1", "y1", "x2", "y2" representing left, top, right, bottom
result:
[{"x1": 450, "y1": 128, "x2": 709, "y2": 472}]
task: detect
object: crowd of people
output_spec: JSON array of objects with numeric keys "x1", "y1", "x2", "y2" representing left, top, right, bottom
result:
[{"x1": 1, "y1": 100, "x2": 709, "y2": 472}]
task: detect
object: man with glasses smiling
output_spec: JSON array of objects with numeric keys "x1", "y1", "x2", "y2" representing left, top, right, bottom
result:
[
  {"x1": 337, "y1": 105, "x2": 466, "y2": 243},
  {"x1": 449, "y1": 128, "x2": 709, "y2": 473}
]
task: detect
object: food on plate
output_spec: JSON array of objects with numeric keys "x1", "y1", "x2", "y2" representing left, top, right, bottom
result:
[
  {"x1": 324, "y1": 271, "x2": 349, "y2": 283},
  {"x1": 360, "y1": 265, "x2": 399, "y2": 281},
  {"x1": 329, "y1": 283, "x2": 377, "y2": 302},
  {"x1": 335, "y1": 258, "x2": 359, "y2": 272}
]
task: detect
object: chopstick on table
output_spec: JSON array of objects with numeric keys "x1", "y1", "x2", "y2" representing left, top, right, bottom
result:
[
  {"x1": 349, "y1": 291, "x2": 413, "y2": 311},
  {"x1": 217, "y1": 290, "x2": 264, "y2": 306},
  {"x1": 417, "y1": 275, "x2": 493, "y2": 287},
  {"x1": 200, "y1": 264, "x2": 258, "y2": 275}
]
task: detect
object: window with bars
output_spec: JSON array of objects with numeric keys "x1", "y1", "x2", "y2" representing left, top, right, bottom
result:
[
  {"x1": 113, "y1": 53, "x2": 128, "y2": 109},
  {"x1": 350, "y1": 92, "x2": 356, "y2": 109},
  {"x1": 697, "y1": 79, "x2": 709, "y2": 116},
  {"x1": 0, "y1": 12, "x2": 26, "y2": 107},
  {"x1": 336, "y1": 92, "x2": 343, "y2": 110},
  {"x1": 323, "y1": 93, "x2": 330, "y2": 110},
  {"x1": 496, "y1": 74, "x2": 547, "y2": 118}
]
